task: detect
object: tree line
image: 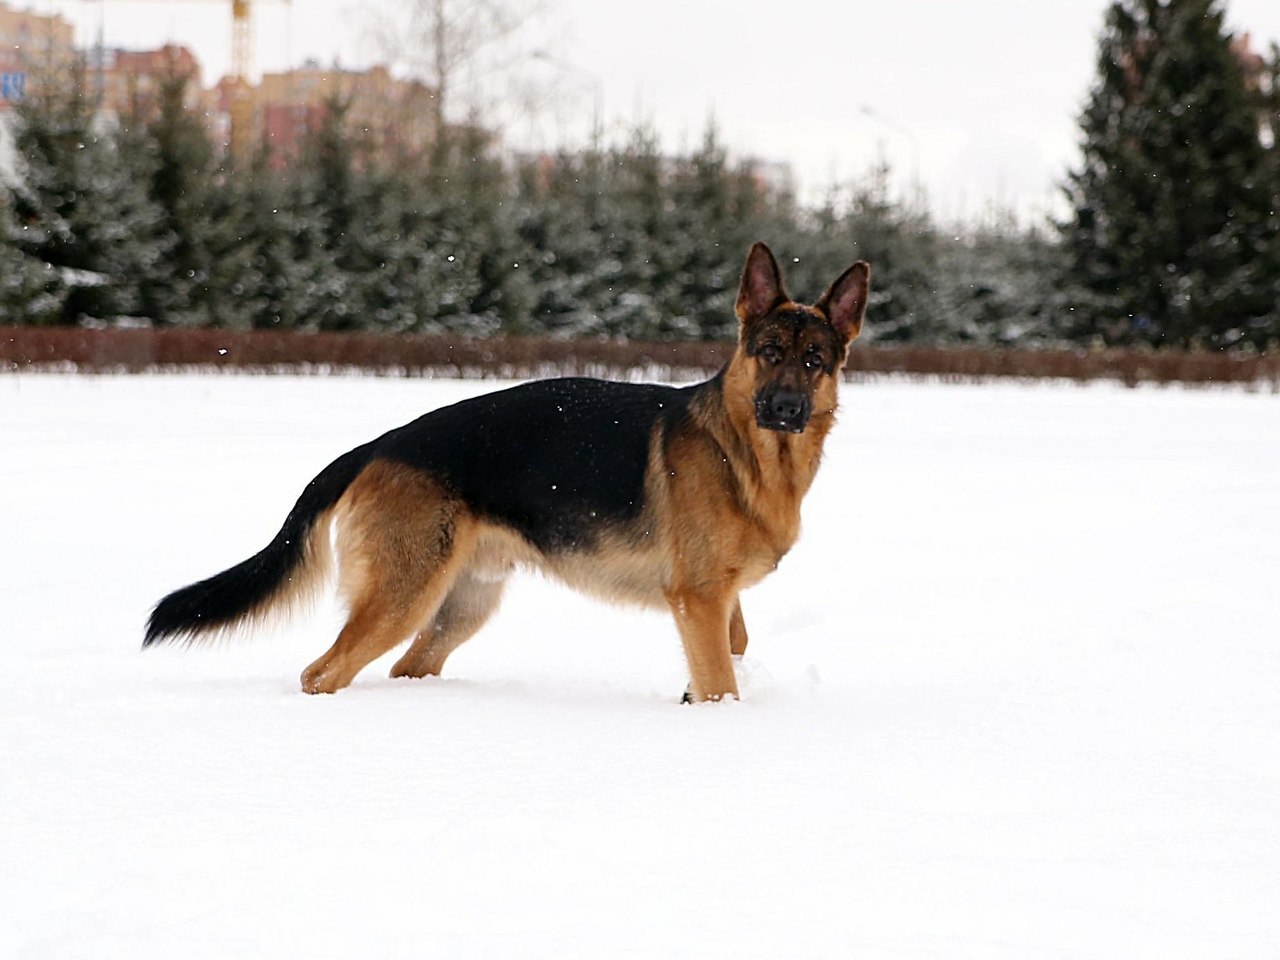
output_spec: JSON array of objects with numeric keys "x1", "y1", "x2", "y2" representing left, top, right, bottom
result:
[{"x1": 2, "y1": 0, "x2": 1278, "y2": 351}]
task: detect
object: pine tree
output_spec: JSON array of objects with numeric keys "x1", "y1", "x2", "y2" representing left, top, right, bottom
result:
[
  {"x1": 595, "y1": 127, "x2": 671, "y2": 339},
  {"x1": 819, "y1": 161, "x2": 940, "y2": 343},
  {"x1": 0, "y1": 193, "x2": 65, "y2": 324},
  {"x1": 443, "y1": 121, "x2": 532, "y2": 333},
  {"x1": 370, "y1": 122, "x2": 514, "y2": 336},
  {"x1": 357, "y1": 168, "x2": 483, "y2": 335},
  {"x1": 126, "y1": 69, "x2": 219, "y2": 325},
  {"x1": 932, "y1": 217, "x2": 1063, "y2": 345},
  {"x1": 201, "y1": 148, "x2": 308, "y2": 330},
  {"x1": 1059, "y1": 0, "x2": 1278, "y2": 348},
  {"x1": 2, "y1": 60, "x2": 165, "y2": 324},
  {"x1": 661, "y1": 124, "x2": 753, "y2": 340},
  {"x1": 1259, "y1": 42, "x2": 1280, "y2": 344},
  {"x1": 285, "y1": 95, "x2": 364, "y2": 331},
  {"x1": 511, "y1": 148, "x2": 613, "y2": 338}
]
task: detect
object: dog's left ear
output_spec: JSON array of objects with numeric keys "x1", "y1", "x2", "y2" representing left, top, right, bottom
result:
[
  {"x1": 735, "y1": 242, "x2": 789, "y2": 324},
  {"x1": 817, "y1": 261, "x2": 871, "y2": 343}
]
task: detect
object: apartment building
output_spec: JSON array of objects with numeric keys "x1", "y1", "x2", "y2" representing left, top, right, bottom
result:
[
  {"x1": 0, "y1": 0, "x2": 76, "y2": 110},
  {"x1": 240, "y1": 61, "x2": 436, "y2": 164}
]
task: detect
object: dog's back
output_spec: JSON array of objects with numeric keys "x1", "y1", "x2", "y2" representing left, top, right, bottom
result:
[{"x1": 374, "y1": 377, "x2": 699, "y2": 553}]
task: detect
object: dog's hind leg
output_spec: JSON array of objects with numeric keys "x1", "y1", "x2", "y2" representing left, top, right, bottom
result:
[
  {"x1": 389, "y1": 572, "x2": 506, "y2": 680},
  {"x1": 299, "y1": 461, "x2": 473, "y2": 695},
  {"x1": 301, "y1": 593, "x2": 438, "y2": 695}
]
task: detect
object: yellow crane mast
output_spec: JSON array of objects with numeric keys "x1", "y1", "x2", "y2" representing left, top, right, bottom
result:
[
  {"x1": 228, "y1": 0, "x2": 253, "y2": 156},
  {"x1": 82, "y1": 0, "x2": 287, "y2": 156}
]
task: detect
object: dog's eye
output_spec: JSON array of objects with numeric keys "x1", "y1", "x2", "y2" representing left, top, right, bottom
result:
[
  {"x1": 804, "y1": 351, "x2": 824, "y2": 371},
  {"x1": 760, "y1": 344, "x2": 784, "y2": 364}
]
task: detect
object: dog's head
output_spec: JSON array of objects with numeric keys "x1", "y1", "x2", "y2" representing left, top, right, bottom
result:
[{"x1": 734, "y1": 242, "x2": 870, "y2": 433}]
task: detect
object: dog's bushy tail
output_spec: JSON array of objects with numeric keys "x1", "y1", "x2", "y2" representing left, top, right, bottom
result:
[{"x1": 144, "y1": 444, "x2": 375, "y2": 648}]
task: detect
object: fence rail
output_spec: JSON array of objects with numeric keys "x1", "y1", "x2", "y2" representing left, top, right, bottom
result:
[{"x1": 2, "y1": 326, "x2": 1277, "y2": 388}]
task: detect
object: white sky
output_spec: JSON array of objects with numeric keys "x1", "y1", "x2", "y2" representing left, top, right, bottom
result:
[{"x1": 25, "y1": 0, "x2": 1280, "y2": 221}]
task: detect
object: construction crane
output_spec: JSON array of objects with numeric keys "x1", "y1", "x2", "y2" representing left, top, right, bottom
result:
[
  {"x1": 227, "y1": 0, "x2": 254, "y2": 156},
  {"x1": 80, "y1": 0, "x2": 289, "y2": 156}
]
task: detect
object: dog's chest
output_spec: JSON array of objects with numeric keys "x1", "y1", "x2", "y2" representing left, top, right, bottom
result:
[{"x1": 739, "y1": 510, "x2": 802, "y2": 587}]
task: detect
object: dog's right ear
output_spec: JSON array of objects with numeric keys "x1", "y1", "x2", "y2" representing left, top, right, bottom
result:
[{"x1": 735, "y1": 242, "x2": 788, "y2": 324}]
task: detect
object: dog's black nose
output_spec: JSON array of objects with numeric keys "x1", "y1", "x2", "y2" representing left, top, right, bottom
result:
[
  {"x1": 770, "y1": 391, "x2": 805, "y2": 422},
  {"x1": 756, "y1": 389, "x2": 810, "y2": 432}
]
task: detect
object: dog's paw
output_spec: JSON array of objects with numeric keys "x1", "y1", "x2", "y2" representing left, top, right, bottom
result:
[{"x1": 678, "y1": 683, "x2": 742, "y2": 704}]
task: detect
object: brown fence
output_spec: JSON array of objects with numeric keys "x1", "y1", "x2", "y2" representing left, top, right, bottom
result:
[{"x1": 2, "y1": 326, "x2": 1277, "y2": 388}]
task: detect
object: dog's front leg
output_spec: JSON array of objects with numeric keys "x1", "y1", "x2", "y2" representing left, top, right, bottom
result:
[
  {"x1": 729, "y1": 598, "x2": 748, "y2": 657},
  {"x1": 666, "y1": 586, "x2": 738, "y2": 702}
]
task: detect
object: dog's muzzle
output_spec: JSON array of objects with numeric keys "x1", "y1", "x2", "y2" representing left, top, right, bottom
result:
[{"x1": 755, "y1": 388, "x2": 811, "y2": 433}]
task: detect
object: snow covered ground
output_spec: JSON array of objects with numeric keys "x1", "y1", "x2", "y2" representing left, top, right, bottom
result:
[{"x1": 2, "y1": 371, "x2": 1278, "y2": 959}]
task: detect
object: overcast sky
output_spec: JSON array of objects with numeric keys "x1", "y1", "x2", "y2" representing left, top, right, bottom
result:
[{"x1": 30, "y1": 0, "x2": 1280, "y2": 221}]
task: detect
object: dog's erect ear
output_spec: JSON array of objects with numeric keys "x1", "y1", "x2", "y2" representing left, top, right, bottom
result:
[
  {"x1": 817, "y1": 260, "x2": 870, "y2": 342},
  {"x1": 735, "y1": 242, "x2": 789, "y2": 324}
]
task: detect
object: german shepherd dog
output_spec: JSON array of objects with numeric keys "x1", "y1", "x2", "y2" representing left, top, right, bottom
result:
[{"x1": 145, "y1": 243, "x2": 870, "y2": 702}]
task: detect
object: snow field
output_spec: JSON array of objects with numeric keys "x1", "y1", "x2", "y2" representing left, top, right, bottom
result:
[{"x1": 2, "y1": 372, "x2": 1278, "y2": 958}]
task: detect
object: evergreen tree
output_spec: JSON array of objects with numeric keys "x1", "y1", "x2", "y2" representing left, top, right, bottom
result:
[
  {"x1": 821, "y1": 162, "x2": 940, "y2": 342},
  {"x1": 661, "y1": 125, "x2": 756, "y2": 340},
  {"x1": 367, "y1": 122, "x2": 515, "y2": 336},
  {"x1": 1059, "y1": 0, "x2": 1279, "y2": 348},
  {"x1": 512, "y1": 148, "x2": 615, "y2": 338},
  {"x1": 1260, "y1": 41, "x2": 1280, "y2": 340},
  {"x1": 597, "y1": 126, "x2": 672, "y2": 339},
  {"x1": 0, "y1": 194, "x2": 65, "y2": 324},
  {"x1": 442, "y1": 121, "x2": 533, "y2": 333},
  {"x1": 112, "y1": 68, "x2": 222, "y2": 325},
  {"x1": 357, "y1": 168, "x2": 484, "y2": 334},
  {"x1": 202, "y1": 148, "x2": 308, "y2": 329},
  {"x1": 0, "y1": 64, "x2": 1074, "y2": 346},
  {"x1": 932, "y1": 218, "x2": 1063, "y2": 345},
  {"x1": 2, "y1": 60, "x2": 165, "y2": 324},
  {"x1": 287, "y1": 96, "x2": 365, "y2": 331}
]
